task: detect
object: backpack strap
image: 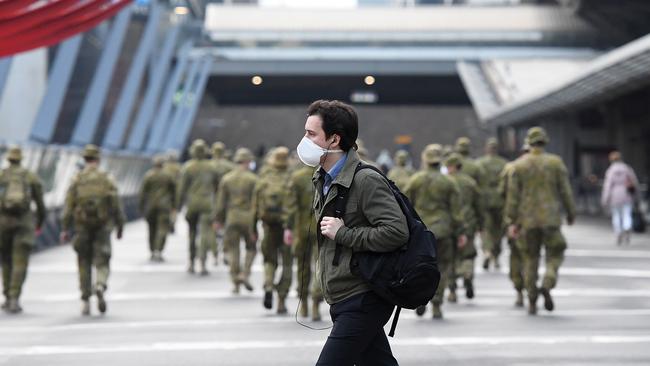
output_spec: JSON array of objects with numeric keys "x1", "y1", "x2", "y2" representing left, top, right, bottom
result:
[
  {"x1": 331, "y1": 186, "x2": 350, "y2": 266},
  {"x1": 388, "y1": 306, "x2": 401, "y2": 337}
]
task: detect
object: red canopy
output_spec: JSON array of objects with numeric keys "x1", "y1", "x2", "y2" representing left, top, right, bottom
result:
[{"x1": 0, "y1": 0, "x2": 133, "y2": 58}]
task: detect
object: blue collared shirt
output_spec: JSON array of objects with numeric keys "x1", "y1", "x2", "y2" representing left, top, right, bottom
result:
[{"x1": 323, "y1": 152, "x2": 348, "y2": 196}]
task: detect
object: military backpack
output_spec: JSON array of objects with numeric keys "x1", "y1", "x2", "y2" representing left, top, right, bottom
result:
[
  {"x1": 0, "y1": 169, "x2": 31, "y2": 214},
  {"x1": 259, "y1": 180, "x2": 285, "y2": 224},
  {"x1": 74, "y1": 170, "x2": 111, "y2": 227}
]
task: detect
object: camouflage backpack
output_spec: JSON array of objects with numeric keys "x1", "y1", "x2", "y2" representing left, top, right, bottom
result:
[
  {"x1": 74, "y1": 170, "x2": 110, "y2": 227},
  {"x1": 259, "y1": 180, "x2": 286, "y2": 224},
  {"x1": 0, "y1": 169, "x2": 30, "y2": 214}
]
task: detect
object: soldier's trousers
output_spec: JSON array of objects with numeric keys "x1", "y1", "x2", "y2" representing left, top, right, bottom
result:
[
  {"x1": 0, "y1": 219, "x2": 33, "y2": 300},
  {"x1": 262, "y1": 223, "x2": 293, "y2": 298},
  {"x1": 146, "y1": 208, "x2": 171, "y2": 253},
  {"x1": 224, "y1": 221, "x2": 257, "y2": 285},
  {"x1": 481, "y1": 208, "x2": 504, "y2": 259},
  {"x1": 451, "y1": 234, "x2": 477, "y2": 288},
  {"x1": 508, "y1": 237, "x2": 524, "y2": 292},
  {"x1": 518, "y1": 227, "x2": 567, "y2": 302},
  {"x1": 186, "y1": 211, "x2": 216, "y2": 262},
  {"x1": 432, "y1": 237, "x2": 452, "y2": 306},
  {"x1": 293, "y1": 230, "x2": 316, "y2": 301},
  {"x1": 74, "y1": 227, "x2": 111, "y2": 300}
]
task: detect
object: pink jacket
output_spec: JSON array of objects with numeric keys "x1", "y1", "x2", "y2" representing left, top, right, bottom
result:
[{"x1": 601, "y1": 161, "x2": 639, "y2": 207}]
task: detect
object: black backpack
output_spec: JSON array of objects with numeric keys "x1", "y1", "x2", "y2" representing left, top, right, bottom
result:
[{"x1": 332, "y1": 163, "x2": 440, "y2": 337}]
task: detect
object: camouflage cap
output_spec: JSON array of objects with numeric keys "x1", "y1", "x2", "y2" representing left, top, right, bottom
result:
[
  {"x1": 394, "y1": 150, "x2": 409, "y2": 164},
  {"x1": 270, "y1": 146, "x2": 290, "y2": 168},
  {"x1": 6, "y1": 145, "x2": 22, "y2": 161},
  {"x1": 526, "y1": 126, "x2": 549, "y2": 145},
  {"x1": 444, "y1": 152, "x2": 463, "y2": 168},
  {"x1": 421, "y1": 144, "x2": 443, "y2": 164},
  {"x1": 189, "y1": 140, "x2": 208, "y2": 159},
  {"x1": 486, "y1": 137, "x2": 498, "y2": 148},
  {"x1": 152, "y1": 155, "x2": 166, "y2": 167},
  {"x1": 455, "y1": 136, "x2": 471, "y2": 154},
  {"x1": 212, "y1": 141, "x2": 226, "y2": 154},
  {"x1": 82, "y1": 144, "x2": 101, "y2": 160},
  {"x1": 233, "y1": 148, "x2": 254, "y2": 163}
]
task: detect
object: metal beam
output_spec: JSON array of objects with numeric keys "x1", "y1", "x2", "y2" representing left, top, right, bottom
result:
[
  {"x1": 126, "y1": 25, "x2": 180, "y2": 151},
  {"x1": 103, "y1": 2, "x2": 162, "y2": 150},
  {"x1": 70, "y1": 6, "x2": 132, "y2": 146},
  {"x1": 145, "y1": 40, "x2": 193, "y2": 153},
  {"x1": 30, "y1": 35, "x2": 83, "y2": 144},
  {"x1": 162, "y1": 59, "x2": 201, "y2": 151},
  {"x1": 172, "y1": 57, "x2": 213, "y2": 152},
  {"x1": 0, "y1": 57, "x2": 12, "y2": 101}
]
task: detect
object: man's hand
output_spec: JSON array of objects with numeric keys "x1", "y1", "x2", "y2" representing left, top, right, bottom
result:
[
  {"x1": 457, "y1": 234, "x2": 467, "y2": 249},
  {"x1": 116, "y1": 226, "x2": 123, "y2": 240},
  {"x1": 320, "y1": 216, "x2": 344, "y2": 240},
  {"x1": 284, "y1": 229, "x2": 294, "y2": 246},
  {"x1": 507, "y1": 224, "x2": 519, "y2": 239},
  {"x1": 59, "y1": 231, "x2": 70, "y2": 243}
]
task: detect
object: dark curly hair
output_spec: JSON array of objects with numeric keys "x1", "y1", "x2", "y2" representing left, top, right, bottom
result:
[{"x1": 307, "y1": 100, "x2": 359, "y2": 152}]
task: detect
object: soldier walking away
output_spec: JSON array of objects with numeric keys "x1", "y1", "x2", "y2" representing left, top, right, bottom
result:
[
  {"x1": 60, "y1": 145, "x2": 125, "y2": 316},
  {"x1": 0, "y1": 146, "x2": 46, "y2": 314},
  {"x1": 254, "y1": 147, "x2": 293, "y2": 314},
  {"x1": 476, "y1": 138, "x2": 508, "y2": 270},
  {"x1": 405, "y1": 144, "x2": 465, "y2": 319},
  {"x1": 283, "y1": 163, "x2": 320, "y2": 319},
  {"x1": 177, "y1": 139, "x2": 220, "y2": 275},
  {"x1": 210, "y1": 142, "x2": 235, "y2": 265},
  {"x1": 387, "y1": 150, "x2": 414, "y2": 191},
  {"x1": 139, "y1": 155, "x2": 176, "y2": 262},
  {"x1": 163, "y1": 149, "x2": 182, "y2": 233},
  {"x1": 505, "y1": 127, "x2": 576, "y2": 315},
  {"x1": 601, "y1": 150, "x2": 640, "y2": 245},
  {"x1": 445, "y1": 153, "x2": 483, "y2": 303},
  {"x1": 454, "y1": 137, "x2": 485, "y2": 188},
  {"x1": 215, "y1": 148, "x2": 258, "y2": 294}
]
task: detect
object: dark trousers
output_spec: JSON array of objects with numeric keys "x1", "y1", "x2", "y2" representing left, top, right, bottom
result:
[{"x1": 316, "y1": 291, "x2": 398, "y2": 366}]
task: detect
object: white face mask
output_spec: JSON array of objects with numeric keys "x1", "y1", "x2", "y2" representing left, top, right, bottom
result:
[{"x1": 296, "y1": 136, "x2": 343, "y2": 167}]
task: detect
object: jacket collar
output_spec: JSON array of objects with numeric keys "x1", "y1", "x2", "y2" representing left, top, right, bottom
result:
[{"x1": 312, "y1": 150, "x2": 361, "y2": 189}]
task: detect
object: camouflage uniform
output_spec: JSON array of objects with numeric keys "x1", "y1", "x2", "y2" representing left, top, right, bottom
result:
[
  {"x1": 215, "y1": 148, "x2": 258, "y2": 293},
  {"x1": 177, "y1": 140, "x2": 220, "y2": 275},
  {"x1": 210, "y1": 142, "x2": 235, "y2": 264},
  {"x1": 405, "y1": 144, "x2": 464, "y2": 319},
  {"x1": 454, "y1": 137, "x2": 485, "y2": 188},
  {"x1": 163, "y1": 150, "x2": 182, "y2": 232},
  {"x1": 499, "y1": 160, "x2": 525, "y2": 307},
  {"x1": 505, "y1": 127, "x2": 576, "y2": 314},
  {"x1": 254, "y1": 147, "x2": 293, "y2": 314},
  {"x1": 62, "y1": 145, "x2": 125, "y2": 315},
  {"x1": 139, "y1": 156, "x2": 176, "y2": 261},
  {"x1": 475, "y1": 138, "x2": 508, "y2": 269},
  {"x1": 445, "y1": 153, "x2": 483, "y2": 301},
  {"x1": 284, "y1": 164, "x2": 321, "y2": 319},
  {"x1": 0, "y1": 147, "x2": 46, "y2": 313},
  {"x1": 387, "y1": 150, "x2": 414, "y2": 191}
]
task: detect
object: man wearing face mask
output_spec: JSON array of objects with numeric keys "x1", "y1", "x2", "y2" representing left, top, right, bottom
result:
[{"x1": 288, "y1": 100, "x2": 408, "y2": 366}]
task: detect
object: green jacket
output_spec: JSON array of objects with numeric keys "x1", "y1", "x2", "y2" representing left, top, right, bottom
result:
[
  {"x1": 215, "y1": 166, "x2": 258, "y2": 229},
  {"x1": 0, "y1": 163, "x2": 46, "y2": 228},
  {"x1": 62, "y1": 165, "x2": 125, "y2": 231},
  {"x1": 404, "y1": 167, "x2": 464, "y2": 239},
  {"x1": 312, "y1": 151, "x2": 408, "y2": 305},
  {"x1": 476, "y1": 153, "x2": 508, "y2": 210},
  {"x1": 139, "y1": 166, "x2": 176, "y2": 214},
  {"x1": 177, "y1": 158, "x2": 220, "y2": 214},
  {"x1": 505, "y1": 147, "x2": 576, "y2": 229}
]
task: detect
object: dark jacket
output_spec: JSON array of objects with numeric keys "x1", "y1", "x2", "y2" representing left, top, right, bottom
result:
[{"x1": 312, "y1": 150, "x2": 408, "y2": 304}]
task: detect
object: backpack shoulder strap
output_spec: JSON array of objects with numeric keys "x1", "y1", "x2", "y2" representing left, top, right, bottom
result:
[
  {"x1": 388, "y1": 306, "x2": 401, "y2": 337},
  {"x1": 331, "y1": 162, "x2": 365, "y2": 266}
]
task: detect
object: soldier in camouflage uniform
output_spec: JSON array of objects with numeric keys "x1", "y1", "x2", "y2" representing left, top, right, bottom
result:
[
  {"x1": 0, "y1": 146, "x2": 46, "y2": 314},
  {"x1": 387, "y1": 150, "x2": 414, "y2": 190},
  {"x1": 454, "y1": 137, "x2": 485, "y2": 188},
  {"x1": 210, "y1": 142, "x2": 235, "y2": 265},
  {"x1": 215, "y1": 148, "x2": 258, "y2": 294},
  {"x1": 283, "y1": 163, "x2": 321, "y2": 320},
  {"x1": 61, "y1": 145, "x2": 125, "y2": 316},
  {"x1": 254, "y1": 147, "x2": 293, "y2": 314},
  {"x1": 505, "y1": 127, "x2": 576, "y2": 315},
  {"x1": 177, "y1": 139, "x2": 220, "y2": 275},
  {"x1": 163, "y1": 150, "x2": 182, "y2": 233},
  {"x1": 405, "y1": 144, "x2": 465, "y2": 319},
  {"x1": 499, "y1": 139, "x2": 529, "y2": 307},
  {"x1": 476, "y1": 138, "x2": 508, "y2": 270},
  {"x1": 445, "y1": 153, "x2": 483, "y2": 302},
  {"x1": 139, "y1": 155, "x2": 176, "y2": 262}
]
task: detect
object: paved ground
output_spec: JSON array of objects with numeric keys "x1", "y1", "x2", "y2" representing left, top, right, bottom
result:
[{"x1": 1, "y1": 216, "x2": 649, "y2": 365}]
